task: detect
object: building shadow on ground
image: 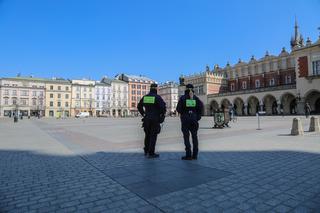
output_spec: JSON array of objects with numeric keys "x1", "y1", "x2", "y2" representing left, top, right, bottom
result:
[{"x1": 1, "y1": 150, "x2": 320, "y2": 212}]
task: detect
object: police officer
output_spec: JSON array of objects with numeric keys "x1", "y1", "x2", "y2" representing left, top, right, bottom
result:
[
  {"x1": 176, "y1": 84, "x2": 203, "y2": 160},
  {"x1": 137, "y1": 83, "x2": 166, "y2": 158}
]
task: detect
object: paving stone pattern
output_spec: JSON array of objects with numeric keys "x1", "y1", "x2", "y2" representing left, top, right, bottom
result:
[{"x1": 1, "y1": 117, "x2": 320, "y2": 212}]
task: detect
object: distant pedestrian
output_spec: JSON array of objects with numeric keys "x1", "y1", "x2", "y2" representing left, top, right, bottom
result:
[
  {"x1": 305, "y1": 102, "x2": 311, "y2": 118},
  {"x1": 176, "y1": 84, "x2": 204, "y2": 160},
  {"x1": 280, "y1": 104, "x2": 284, "y2": 117},
  {"x1": 137, "y1": 83, "x2": 166, "y2": 158}
]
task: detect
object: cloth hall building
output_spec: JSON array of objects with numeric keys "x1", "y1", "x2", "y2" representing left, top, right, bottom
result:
[{"x1": 179, "y1": 22, "x2": 320, "y2": 116}]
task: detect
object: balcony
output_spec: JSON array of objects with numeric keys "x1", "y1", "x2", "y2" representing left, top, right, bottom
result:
[{"x1": 208, "y1": 84, "x2": 296, "y2": 98}]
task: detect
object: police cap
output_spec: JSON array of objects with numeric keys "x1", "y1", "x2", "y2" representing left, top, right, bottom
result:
[
  {"x1": 186, "y1": 84, "x2": 194, "y2": 89},
  {"x1": 150, "y1": 83, "x2": 158, "y2": 89}
]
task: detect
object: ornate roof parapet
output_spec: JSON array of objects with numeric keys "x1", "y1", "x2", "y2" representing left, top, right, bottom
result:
[
  {"x1": 306, "y1": 37, "x2": 312, "y2": 47},
  {"x1": 279, "y1": 47, "x2": 289, "y2": 57}
]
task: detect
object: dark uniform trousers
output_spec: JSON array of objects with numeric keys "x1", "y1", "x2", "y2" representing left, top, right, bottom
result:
[
  {"x1": 143, "y1": 118, "x2": 160, "y2": 155},
  {"x1": 181, "y1": 116, "x2": 199, "y2": 157}
]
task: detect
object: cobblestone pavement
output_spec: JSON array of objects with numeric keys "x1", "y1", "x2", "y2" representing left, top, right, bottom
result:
[{"x1": 0, "y1": 116, "x2": 320, "y2": 212}]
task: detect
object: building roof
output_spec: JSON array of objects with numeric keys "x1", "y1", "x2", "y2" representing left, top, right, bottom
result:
[
  {"x1": 101, "y1": 76, "x2": 127, "y2": 85},
  {"x1": 116, "y1": 73, "x2": 156, "y2": 83},
  {"x1": 2, "y1": 76, "x2": 71, "y2": 84}
]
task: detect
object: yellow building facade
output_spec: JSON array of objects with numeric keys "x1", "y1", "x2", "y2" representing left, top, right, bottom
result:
[{"x1": 45, "y1": 79, "x2": 72, "y2": 118}]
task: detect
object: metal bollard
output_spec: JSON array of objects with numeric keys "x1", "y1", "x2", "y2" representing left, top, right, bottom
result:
[{"x1": 256, "y1": 112, "x2": 261, "y2": 130}]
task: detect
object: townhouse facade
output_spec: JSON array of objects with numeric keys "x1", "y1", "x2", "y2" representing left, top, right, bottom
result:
[
  {"x1": 158, "y1": 81, "x2": 179, "y2": 115},
  {"x1": 71, "y1": 79, "x2": 96, "y2": 117},
  {"x1": 101, "y1": 77, "x2": 129, "y2": 117},
  {"x1": 45, "y1": 78, "x2": 72, "y2": 118},
  {"x1": 0, "y1": 77, "x2": 45, "y2": 117},
  {"x1": 95, "y1": 80, "x2": 112, "y2": 117}
]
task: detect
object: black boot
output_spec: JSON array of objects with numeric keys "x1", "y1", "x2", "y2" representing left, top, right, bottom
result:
[
  {"x1": 181, "y1": 156, "x2": 193, "y2": 160},
  {"x1": 148, "y1": 153, "x2": 160, "y2": 158}
]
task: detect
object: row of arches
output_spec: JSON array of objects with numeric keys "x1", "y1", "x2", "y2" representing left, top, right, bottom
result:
[
  {"x1": 209, "y1": 90, "x2": 320, "y2": 116},
  {"x1": 96, "y1": 109, "x2": 129, "y2": 117}
]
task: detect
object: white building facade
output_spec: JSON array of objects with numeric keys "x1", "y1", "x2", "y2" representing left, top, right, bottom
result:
[
  {"x1": 101, "y1": 77, "x2": 129, "y2": 117},
  {"x1": 71, "y1": 79, "x2": 96, "y2": 117},
  {"x1": 95, "y1": 81, "x2": 112, "y2": 117},
  {"x1": 158, "y1": 82, "x2": 179, "y2": 115}
]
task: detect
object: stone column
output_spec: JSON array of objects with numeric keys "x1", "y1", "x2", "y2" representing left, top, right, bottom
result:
[
  {"x1": 259, "y1": 100, "x2": 264, "y2": 112},
  {"x1": 277, "y1": 100, "x2": 281, "y2": 115},
  {"x1": 243, "y1": 104, "x2": 248, "y2": 116},
  {"x1": 296, "y1": 98, "x2": 305, "y2": 115}
]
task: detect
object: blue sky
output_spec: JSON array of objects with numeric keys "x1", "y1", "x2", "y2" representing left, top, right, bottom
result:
[{"x1": 0, "y1": 0, "x2": 319, "y2": 83}]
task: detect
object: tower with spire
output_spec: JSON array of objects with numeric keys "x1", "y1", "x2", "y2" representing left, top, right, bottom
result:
[{"x1": 290, "y1": 17, "x2": 304, "y2": 49}]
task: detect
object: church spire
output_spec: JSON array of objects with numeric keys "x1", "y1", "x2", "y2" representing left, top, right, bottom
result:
[{"x1": 290, "y1": 17, "x2": 304, "y2": 49}]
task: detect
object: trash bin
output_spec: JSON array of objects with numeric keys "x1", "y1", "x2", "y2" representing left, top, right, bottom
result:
[
  {"x1": 14, "y1": 116, "x2": 18, "y2": 123},
  {"x1": 214, "y1": 109, "x2": 225, "y2": 128}
]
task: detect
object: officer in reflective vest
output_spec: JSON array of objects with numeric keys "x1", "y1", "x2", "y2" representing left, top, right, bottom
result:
[
  {"x1": 137, "y1": 83, "x2": 166, "y2": 158},
  {"x1": 176, "y1": 84, "x2": 204, "y2": 160}
]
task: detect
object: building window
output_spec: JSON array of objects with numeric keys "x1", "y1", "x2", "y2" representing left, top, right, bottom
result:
[
  {"x1": 137, "y1": 91, "x2": 141, "y2": 95},
  {"x1": 21, "y1": 90, "x2": 28, "y2": 96},
  {"x1": 4, "y1": 90, "x2": 9, "y2": 95},
  {"x1": 96, "y1": 102, "x2": 99, "y2": 108},
  {"x1": 230, "y1": 83, "x2": 235, "y2": 91},
  {"x1": 4, "y1": 98, "x2": 9, "y2": 105},
  {"x1": 50, "y1": 101, "x2": 54, "y2": 107},
  {"x1": 66, "y1": 86, "x2": 69, "y2": 91},
  {"x1": 12, "y1": 98, "x2": 17, "y2": 105},
  {"x1": 58, "y1": 94, "x2": 61, "y2": 99},
  {"x1": 312, "y1": 60, "x2": 320, "y2": 75},
  {"x1": 132, "y1": 96, "x2": 136, "y2": 101},
  {"x1": 131, "y1": 102, "x2": 136, "y2": 107},
  {"x1": 84, "y1": 94, "x2": 87, "y2": 98},
  {"x1": 84, "y1": 87, "x2": 87, "y2": 92},
  {"x1": 255, "y1": 80, "x2": 260, "y2": 88},
  {"x1": 57, "y1": 102, "x2": 61, "y2": 107},
  {"x1": 132, "y1": 90, "x2": 136, "y2": 95},
  {"x1": 32, "y1": 99, "x2": 36, "y2": 106},
  {"x1": 32, "y1": 91, "x2": 37, "y2": 96},
  {"x1": 50, "y1": 85, "x2": 54, "y2": 90},
  {"x1": 49, "y1": 111, "x2": 54, "y2": 117},
  {"x1": 269, "y1": 78, "x2": 275, "y2": 86},
  {"x1": 12, "y1": 90, "x2": 17, "y2": 96},
  {"x1": 137, "y1": 85, "x2": 141, "y2": 89},
  {"x1": 242, "y1": 81, "x2": 247, "y2": 89},
  {"x1": 199, "y1": 86, "x2": 204, "y2": 95},
  {"x1": 21, "y1": 99, "x2": 27, "y2": 106},
  {"x1": 65, "y1": 94, "x2": 69, "y2": 99},
  {"x1": 285, "y1": 75, "x2": 291, "y2": 84},
  {"x1": 76, "y1": 93, "x2": 80, "y2": 99},
  {"x1": 58, "y1": 86, "x2": 61, "y2": 90},
  {"x1": 76, "y1": 86, "x2": 80, "y2": 91},
  {"x1": 142, "y1": 85, "x2": 146, "y2": 90},
  {"x1": 39, "y1": 91, "x2": 44, "y2": 97},
  {"x1": 65, "y1": 102, "x2": 69, "y2": 107},
  {"x1": 132, "y1": 84, "x2": 136, "y2": 89},
  {"x1": 50, "y1": 94, "x2": 54, "y2": 98}
]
